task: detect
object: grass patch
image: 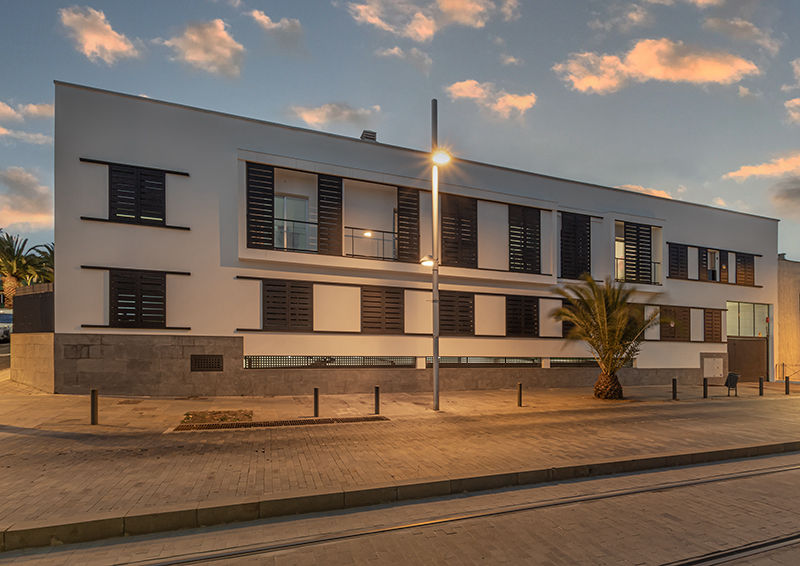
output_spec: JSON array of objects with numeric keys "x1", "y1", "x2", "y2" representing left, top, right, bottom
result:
[{"x1": 181, "y1": 410, "x2": 253, "y2": 424}]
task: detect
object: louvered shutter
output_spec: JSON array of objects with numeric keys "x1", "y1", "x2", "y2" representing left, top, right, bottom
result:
[
  {"x1": 720, "y1": 251, "x2": 729, "y2": 283},
  {"x1": 660, "y1": 306, "x2": 690, "y2": 341},
  {"x1": 262, "y1": 279, "x2": 313, "y2": 331},
  {"x1": 509, "y1": 205, "x2": 541, "y2": 274},
  {"x1": 506, "y1": 295, "x2": 539, "y2": 337},
  {"x1": 396, "y1": 188, "x2": 420, "y2": 263},
  {"x1": 736, "y1": 253, "x2": 755, "y2": 286},
  {"x1": 560, "y1": 212, "x2": 591, "y2": 279},
  {"x1": 440, "y1": 291, "x2": 474, "y2": 335},
  {"x1": 623, "y1": 222, "x2": 652, "y2": 283},
  {"x1": 137, "y1": 168, "x2": 166, "y2": 224},
  {"x1": 668, "y1": 243, "x2": 688, "y2": 279},
  {"x1": 704, "y1": 309, "x2": 722, "y2": 342},
  {"x1": 441, "y1": 194, "x2": 478, "y2": 268},
  {"x1": 698, "y1": 247, "x2": 709, "y2": 281},
  {"x1": 318, "y1": 174, "x2": 343, "y2": 255},
  {"x1": 109, "y1": 269, "x2": 166, "y2": 328},
  {"x1": 361, "y1": 286, "x2": 404, "y2": 333},
  {"x1": 246, "y1": 162, "x2": 275, "y2": 249},
  {"x1": 109, "y1": 165, "x2": 140, "y2": 223}
]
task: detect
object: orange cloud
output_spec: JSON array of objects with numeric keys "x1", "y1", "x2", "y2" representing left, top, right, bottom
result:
[
  {"x1": 0, "y1": 166, "x2": 53, "y2": 231},
  {"x1": 0, "y1": 126, "x2": 51, "y2": 145},
  {"x1": 437, "y1": 0, "x2": 494, "y2": 27},
  {"x1": 554, "y1": 38, "x2": 759, "y2": 94},
  {"x1": 59, "y1": 6, "x2": 139, "y2": 64},
  {"x1": 723, "y1": 151, "x2": 800, "y2": 181},
  {"x1": 617, "y1": 184, "x2": 673, "y2": 199},
  {"x1": 787, "y1": 99, "x2": 800, "y2": 125},
  {"x1": 162, "y1": 19, "x2": 244, "y2": 77},
  {"x1": 446, "y1": 79, "x2": 536, "y2": 118},
  {"x1": 290, "y1": 102, "x2": 381, "y2": 129}
]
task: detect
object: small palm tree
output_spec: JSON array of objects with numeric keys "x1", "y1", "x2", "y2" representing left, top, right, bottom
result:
[
  {"x1": 552, "y1": 275, "x2": 658, "y2": 400},
  {"x1": 31, "y1": 242, "x2": 54, "y2": 283},
  {"x1": 0, "y1": 233, "x2": 39, "y2": 309}
]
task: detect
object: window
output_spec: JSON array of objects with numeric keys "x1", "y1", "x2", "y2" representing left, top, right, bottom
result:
[
  {"x1": 508, "y1": 205, "x2": 541, "y2": 274},
  {"x1": 109, "y1": 269, "x2": 166, "y2": 328},
  {"x1": 440, "y1": 291, "x2": 474, "y2": 335},
  {"x1": 736, "y1": 253, "x2": 755, "y2": 286},
  {"x1": 668, "y1": 243, "x2": 688, "y2": 279},
  {"x1": 660, "y1": 306, "x2": 690, "y2": 341},
  {"x1": 396, "y1": 188, "x2": 420, "y2": 263},
  {"x1": 441, "y1": 194, "x2": 478, "y2": 268},
  {"x1": 262, "y1": 279, "x2": 313, "y2": 331},
  {"x1": 361, "y1": 286, "x2": 404, "y2": 334},
  {"x1": 560, "y1": 212, "x2": 591, "y2": 279},
  {"x1": 506, "y1": 295, "x2": 539, "y2": 337},
  {"x1": 317, "y1": 174, "x2": 343, "y2": 256},
  {"x1": 274, "y1": 194, "x2": 316, "y2": 252},
  {"x1": 246, "y1": 162, "x2": 275, "y2": 249},
  {"x1": 704, "y1": 309, "x2": 723, "y2": 342},
  {"x1": 615, "y1": 221, "x2": 655, "y2": 284},
  {"x1": 700, "y1": 248, "x2": 721, "y2": 282},
  {"x1": 108, "y1": 164, "x2": 166, "y2": 225}
]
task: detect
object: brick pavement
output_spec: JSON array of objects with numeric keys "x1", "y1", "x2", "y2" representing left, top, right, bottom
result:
[{"x1": 2, "y1": 368, "x2": 800, "y2": 531}]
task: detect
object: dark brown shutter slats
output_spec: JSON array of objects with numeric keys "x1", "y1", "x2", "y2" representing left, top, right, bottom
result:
[
  {"x1": 704, "y1": 309, "x2": 722, "y2": 342},
  {"x1": 668, "y1": 243, "x2": 688, "y2": 279},
  {"x1": 509, "y1": 205, "x2": 541, "y2": 274},
  {"x1": 698, "y1": 247, "x2": 709, "y2": 281},
  {"x1": 736, "y1": 253, "x2": 755, "y2": 286},
  {"x1": 623, "y1": 222, "x2": 652, "y2": 283},
  {"x1": 506, "y1": 295, "x2": 539, "y2": 337},
  {"x1": 720, "y1": 251, "x2": 729, "y2": 283},
  {"x1": 246, "y1": 162, "x2": 275, "y2": 250},
  {"x1": 109, "y1": 269, "x2": 166, "y2": 328},
  {"x1": 262, "y1": 279, "x2": 313, "y2": 331},
  {"x1": 441, "y1": 194, "x2": 478, "y2": 268},
  {"x1": 396, "y1": 188, "x2": 420, "y2": 263},
  {"x1": 440, "y1": 291, "x2": 474, "y2": 335},
  {"x1": 560, "y1": 212, "x2": 591, "y2": 279},
  {"x1": 660, "y1": 306, "x2": 690, "y2": 341},
  {"x1": 109, "y1": 165, "x2": 165, "y2": 225},
  {"x1": 138, "y1": 169, "x2": 166, "y2": 224},
  {"x1": 317, "y1": 174, "x2": 343, "y2": 256},
  {"x1": 361, "y1": 286, "x2": 404, "y2": 333}
]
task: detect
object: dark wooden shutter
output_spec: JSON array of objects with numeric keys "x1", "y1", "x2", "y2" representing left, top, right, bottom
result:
[
  {"x1": 509, "y1": 205, "x2": 541, "y2": 274},
  {"x1": 137, "y1": 168, "x2": 166, "y2": 224},
  {"x1": 623, "y1": 222, "x2": 652, "y2": 283},
  {"x1": 246, "y1": 162, "x2": 275, "y2": 249},
  {"x1": 361, "y1": 286, "x2": 404, "y2": 333},
  {"x1": 440, "y1": 291, "x2": 474, "y2": 335},
  {"x1": 396, "y1": 188, "x2": 419, "y2": 263},
  {"x1": 561, "y1": 299, "x2": 575, "y2": 338},
  {"x1": 109, "y1": 269, "x2": 166, "y2": 328},
  {"x1": 660, "y1": 306, "x2": 690, "y2": 341},
  {"x1": 506, "y1": 295, "x2": 539, "y2": 337},
  {"x1": 668, "y1": 243, "x2": 688, "y2": 279},
  {"x1": 262, "y1": 279, "x2": 313, "y2": 331},
  {"x1": 317, "y1": 174, "x2": 343, "y2": 255},
  {"x1": 441, "y1": 194, "x2": 478, "y2": 268},
  {"x1": 736, "y1": 253, "x2": 755, "y2": 286},
  {"x1": 720, "y1": 251, "x2": 729, "y2": 283},
  {"x1": 560, "y1": 212, "x2": 591, "y2": 279},
  {"x1": 698, "y1": 247, "x2": 708, "y2": 281},
  {"x1": 704, "y1": 309, "x2": 722, "y2": 342},
  {"x1": 109, "y1": 165, "x2": 142, "y2": 223}
]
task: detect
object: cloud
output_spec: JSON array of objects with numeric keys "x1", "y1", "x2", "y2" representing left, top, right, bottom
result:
[
  {"x1": 289, "y1": 102, "x2": 381, "y2": 129},
  {"x1": 712, "y1": 196, "x2": 727, "y2": 206},
  {"x1": 0, "y1": 167, "x2": 53, "y2": 231},
  {"x1": 617, "y1": 184, "x2": 674, "y2": 199},
  {"x1": 437, "y1": 0, "x2": 494, "y2": 28},
  {"x1": 782, "y1": 59, "x2": 800, "y2": 92},
  {"x1": 500, "y1": 0, "x2": 520, "y2": 21},
  {"x1": 17, "y1": 103, "x2": 54, "y2": 118},
  {"x1": 786, "y1": 98, "x2": 800, "y2": 125},
  {"x1": 249, "y1": 10, "x2": 303, "y2": 49},
  {"x1": 702, "y1": 17, "x2": 780, "y2": 56},
  {"x1": 0, "y1": 101, "x2": 22, "y2": 123},
  {"x1": 162, "y1": 19, "x2": 244, "y2": 77},
  {"x1": 0, "y1": 127, "x2": 52, "y2": 145},
  {"x1": 589, "y1": 4, "x2": 652, "y2": 33},
  {"x1": 554, "y1": 38, "x2": 759, "y2": 94},
  {"x1": 770, "y1": 176, "x2": 800, "y2": 216},
  {"x1": 59, "y1": 6, "x2": 139, "y2": 64},
  {"x1": 723, "y1": 151, "x2": 800, "y2": 181},
  {"x1": 737, "y1": 85, "x2": 759, "y2": 98},
  {"x1": 643, "y1": 0, "x2": 724, "y2": 5},
  {"x1": 446, "y1": 79, "x2": 536, "y2": 118},
  {"x1": 500, "y1": 54, "x2": 522, "y2": 66},
  {"x1": 375, "y1": 46, "x2": 432, "y2": 74}
]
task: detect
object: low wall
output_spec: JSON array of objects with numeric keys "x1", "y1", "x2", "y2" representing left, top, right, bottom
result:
[
  {"x1": 53, "y1": 333, "x2": 703, "y2": 396},
  {"x1": 10, "y1": 333, "x2": 55, "y2": 393}
]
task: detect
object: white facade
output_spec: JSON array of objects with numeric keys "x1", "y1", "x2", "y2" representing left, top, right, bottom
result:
[{"x1": 53, "y1": 82, "x2": 780, "y2": 382}]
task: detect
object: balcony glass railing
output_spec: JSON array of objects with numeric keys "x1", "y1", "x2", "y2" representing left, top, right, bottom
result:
[
  {"x1": 614, "y1": 259, "x2": 661, "y2": 285},
  {"x1": 345, "y1": 226, "x2": 397, "y2": 260},
  {"x1": 274, "y1": 218, "x2": 318, "y2": 252}
]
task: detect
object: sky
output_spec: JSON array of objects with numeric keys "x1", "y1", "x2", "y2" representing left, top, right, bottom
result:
[{"x1": 1, "y1": 0, "x2": 799, "y2": 256}]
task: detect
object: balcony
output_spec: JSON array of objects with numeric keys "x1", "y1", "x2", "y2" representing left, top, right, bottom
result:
[
  {"x1": 345, "y1": 226, "x2": 397, "y2": 261},
  {"x1": 274, "y1": 218, "x2": 318, "y2": 252}
]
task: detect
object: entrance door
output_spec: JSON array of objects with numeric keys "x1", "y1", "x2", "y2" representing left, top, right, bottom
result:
[{"x1": 727, "y1": 337, "x2": 768, "y2": 382}]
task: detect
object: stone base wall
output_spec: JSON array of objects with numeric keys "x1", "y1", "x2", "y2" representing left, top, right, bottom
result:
[
  {"x1": 51, "y1": 333, "x2": 705, "y2": 396},
  {"x1": 10, "y1": 333, "x2": 55, "y2": 393}
]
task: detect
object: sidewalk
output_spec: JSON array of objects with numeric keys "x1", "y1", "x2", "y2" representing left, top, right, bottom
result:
[{"x1": 2, "y1": 368, "x2": 800, "y2": 549}]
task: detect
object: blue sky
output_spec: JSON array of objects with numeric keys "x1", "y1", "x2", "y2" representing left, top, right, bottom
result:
[{"x1": 1, "y1": 0, "x2": 799, "y2": 255}]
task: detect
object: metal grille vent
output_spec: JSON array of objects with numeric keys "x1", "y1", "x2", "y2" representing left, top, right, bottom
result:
[
  {"x1": 191, "y1": 354, "x2": 224, "y2": 372},
  {"x1": 244, "y1": 356, "x2": 416, "y2": 369}
]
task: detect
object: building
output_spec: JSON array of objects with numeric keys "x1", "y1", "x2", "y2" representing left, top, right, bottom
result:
[
  {"x1": 10, "y1": 82, "x2": 779, "y2": 395},
  {"x1": 777, "y1": 254, "x2": 800, "y2": 379}
]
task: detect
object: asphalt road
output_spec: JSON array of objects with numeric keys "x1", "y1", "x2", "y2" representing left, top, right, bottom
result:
[{"x1": 5, "y1": 452, "x2": 800, "y2": 565}]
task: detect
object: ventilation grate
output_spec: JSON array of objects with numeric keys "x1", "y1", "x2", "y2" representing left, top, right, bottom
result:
[
  {"x1": 174, "y1": 415, "x2": 389, "y2": 431},
  {"x1": 190, "y1": 354, "x2": 224, "y2": 372}
]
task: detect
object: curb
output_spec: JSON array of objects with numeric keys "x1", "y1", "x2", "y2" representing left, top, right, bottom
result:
[{"x1": 3, "y1": 440, "x2": 800, "y2": 552}]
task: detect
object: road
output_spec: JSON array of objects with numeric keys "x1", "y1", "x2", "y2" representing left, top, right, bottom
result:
[{"x1": 5, "y1": 452, "x2": 800, "y2": 565}]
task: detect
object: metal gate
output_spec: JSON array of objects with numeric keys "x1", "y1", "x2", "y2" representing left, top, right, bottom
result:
[{"x1": 727, "y1": 337, "x2": 768, "y2": 382}]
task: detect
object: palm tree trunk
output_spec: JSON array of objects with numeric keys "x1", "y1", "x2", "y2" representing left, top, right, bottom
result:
[
  {"x1": 594, "y1": 372, "x2": 623, "y2": 399},
  {"x1": 2, "y1": 275, "x2": 18, "y2": 309}
]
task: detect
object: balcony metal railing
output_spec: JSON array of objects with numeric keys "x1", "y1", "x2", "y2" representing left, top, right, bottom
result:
[
  {"x1": 345, "y1": 226, "x2": 397, "y2": 260},
  {"x1": 274, "y1": 218, "x2": 318, "y2": 252},
  {"x1": 614, "y1": 259, "x2": 662, "y2": 285}
]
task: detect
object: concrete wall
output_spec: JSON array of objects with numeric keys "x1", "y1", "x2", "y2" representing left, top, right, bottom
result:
[
  {"x1": 778, "y1": 257, "x2": 800, "y2": 369},
  {"x1": 10, "y1": 333, "x2": 55, "y2": 393}
]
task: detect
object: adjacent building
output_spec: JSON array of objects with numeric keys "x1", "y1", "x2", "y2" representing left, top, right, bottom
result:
[{"x1": 10, "y1": 82, "x2": 780, "y2": 395}]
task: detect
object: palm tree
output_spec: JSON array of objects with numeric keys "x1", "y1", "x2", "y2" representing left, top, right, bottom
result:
[
  {"x1": 31, "y1": 242, "x2": 54, "y2": 283},
  {"x1": 0, "y1": 233, "x2": 39, "y2": 309},
  {"x1": 552, "y1": 275, "x2": 658, "y2": 400}
]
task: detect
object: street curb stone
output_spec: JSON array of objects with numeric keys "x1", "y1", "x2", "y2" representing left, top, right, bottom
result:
[{"x1": 3, "y1": 440, "x2": 800, "y2": 552}]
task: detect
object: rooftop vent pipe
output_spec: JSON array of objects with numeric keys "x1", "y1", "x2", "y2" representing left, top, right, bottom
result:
[{"x1": 360, "y1": 130, "x2": 377, "y2": 142}]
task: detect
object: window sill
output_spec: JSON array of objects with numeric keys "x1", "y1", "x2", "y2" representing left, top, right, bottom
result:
[
  {"x1": 81, "y1": 216, "x2": 190, "y2": 231},
  {"x1": 81, "y1": 324, "x2": 191, "y2": 330}
]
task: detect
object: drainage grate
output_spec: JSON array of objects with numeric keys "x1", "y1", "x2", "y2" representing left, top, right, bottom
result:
[
  {"x1": 173, "y1": 415, "x2": 389, "y2": 432},
  {"x1": 191, "y1": 354, "x2": 224, "y2": 372}
]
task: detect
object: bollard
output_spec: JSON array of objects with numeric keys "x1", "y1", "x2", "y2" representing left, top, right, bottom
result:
[
  {"x1": 374, "y1": 385, "x2": 380, "y2": 415},
  {"x1": 786, "y1": 376, "x2": 790, "y2": 396},
  {"x1": 672, "y1": 378, "x2": 677, "y2": 401},
  {"x1": 90, "y1": 389, "x2": 98, "y2": 425},
  {"x1": 703, "y1": 378, "x2": 708, "y2": 399},
  {"x1": 759, "y1": 377, "x2": 764, "y2": 396},
  {"x1": 313, "y1": 387, "x2": 320, "y2": 417},
  {"x1": 517, "y1": 382, "x2": 523, "y2": 407}
]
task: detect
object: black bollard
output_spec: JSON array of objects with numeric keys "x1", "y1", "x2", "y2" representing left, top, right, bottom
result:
[
  {"x1": 517, "y1": 382, "x2": 523, "y2": 407},
  {"x1": 703, "y1": 378, "x2": 708, "y2": 399},
  {"x1": 786, "y1": 376, "x2": 790, "y2": 396},
  {"x1": 759, "y1": 377, "x2": 764, "y2": 397},
  {"x1": 90, "y1": 389, "x2": 98, "y2": 425},
  {"x1": 313, "y1": 387, "x2": 320, "y2": 417},
  {"x1": 672, "y1": 378, "x2": 677, "y2": 401},
  {"x1": 374, "y1": 385, "x2": 380, "y2": 415}
]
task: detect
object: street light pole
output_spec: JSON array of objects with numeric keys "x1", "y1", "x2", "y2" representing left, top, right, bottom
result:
[{"x1": 431, "y1": 99, "x2": 440, "y2": 411}]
